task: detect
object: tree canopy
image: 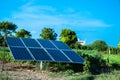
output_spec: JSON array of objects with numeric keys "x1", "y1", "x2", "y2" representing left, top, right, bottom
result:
[
  {"x1": 16, "y1": 29, "x2": 32, "y2": 38},
  {"x1": 40, "y1": 27, "x2": 57, "y2": 40},
  {"x1": 0, "y1": 33, "x2": 3, "y2": 46},
  {"x1": 60, "y1": 29, "x2": 78, "y2": 48},
  {"x1": 91, "y1": 40, "x2": 108, "y2": 51},
  {"x1": 118, "y1": 42, "x2": 120, "y2": 49},
  {"x1": 0, "y1": 21, "x2": 17, "y2": 36}
]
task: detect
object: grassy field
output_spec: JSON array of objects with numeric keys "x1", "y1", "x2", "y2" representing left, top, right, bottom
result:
[
  {"x1": 76, "y1": 49, "x2": 120, "y2": 67},
  {"x1": 67, "y1": 70, "x2": 120, "y2": 80},
  {"x1": 0, "y1": 48, "x2": 120, "y2": 80},
  {"x1": 102, "y1": 54, "x2": 120, "y2": 66}
]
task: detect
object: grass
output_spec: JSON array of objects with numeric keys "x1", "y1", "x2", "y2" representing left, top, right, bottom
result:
[
  {"x1": 102, "y1": 54, "x2": 120, "y2": 66},
  {"x1": 75, "y1": 49, "x2": 98, "y2": 57},
  {"x1": 0, "y1": 73, "x2": 12, "y2": 80},
  {"x1": 67, "y1": 70, "x2": 120, "y2": 80},
  {"x1": 76, "y1": 49, "x2": 120, "y2": 67},
  {"x1": 0, "y1": 48, "x2": 120, "y2": 80},
  {"x1": 0, "y1": 47, "x2": 13, "y2": 62}
]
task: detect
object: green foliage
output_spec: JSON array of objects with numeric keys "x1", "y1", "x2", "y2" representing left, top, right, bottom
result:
[
  {"x1": 118, "y1": 42, "x2": 120, "y2": 49},
  {"x1": 16, "y1": 29, "x2": 32, "y2": 38},
  {"x1": 76, "y1": 50, "x2": 99, "y2": 57},
  {"x1": 0, "y1": 21, "x2": 17, "y2": 36},
  {"x1": 107, "y1": 46, "x2": 118, "y2": 54},
  {"x1": 117, "y1": 48, "x2": 120, "y2": 54},
  {"x1": 67, "y1": 70, "x2": 120, "y2": 80},
  {"x1": 102, "y1": 54, "x2": 120, "y2": 66},
  {"x1": 60, "y1": 29, "x2": 77, "y2": 48},
  {"x1": 76, "y1": 50, "x2": 107, "y2": 74},
  {"x1": 65, "y1": 69, "x2": 74, "y2": 75},
  {"x1": 40, "y1": 27, "x2": 57, "y2": 40},
  {"x1": 95, "y1": 70, "x2": 120, "y2": 80},
  {"x1": 83, "y1": 57, "x2": 90, "y2": 73},
  {"x1": 91, "y1": 40, "x2": 108, "y2": 51},
  {"x1": 76, "y1": 49, "x2": 120, "y2": 69},
  {"x1": 0, "y1": 48, "x2": 13, "y2": 62},
  {"x1": 74, "y1": 42, "x2": 82, "y2": 49},
  {"x1": 0, "y1": 34, "x2": 4, "y2": 46}
]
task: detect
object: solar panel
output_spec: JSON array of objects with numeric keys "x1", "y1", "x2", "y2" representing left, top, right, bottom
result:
[
  {"x1": 37, "y1": 39, "x2": 56, "y2": 49},
  {"x1": 29, "y1": 48, "x2": 53, "y2": 61},
  {"x1": 62, "y1": 50, "x2": 84, "y2": 63},
  {"x1": 9, "y1": 47, "x2": 33, "y2": 60},
  {"x1": 6, "y1": 37, "x2": 24, "y2": 47},
  {"x1": 6, "y1": 37, "x2": 84, "y2": 64},
  {"x1": 51, "y1": 40, "x2": 71, "y2": 50},
  {"x1": 22, "y1": 38, "x2": 41, "y2": 48},
  {"x1": 46, "y1": 49, "x2": 70, "y2": 62}
]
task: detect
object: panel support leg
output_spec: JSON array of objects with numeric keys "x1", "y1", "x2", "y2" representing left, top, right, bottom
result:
[{"x1": 40, "y1": 61, "x2": 43, "y2": 70}]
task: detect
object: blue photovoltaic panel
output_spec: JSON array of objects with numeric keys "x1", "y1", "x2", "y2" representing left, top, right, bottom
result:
[
  {"x1": 22, "y1": 38, "x2": 41, "y2": 48},
  {"x1": 46, "y1": 49, "x2": 70, "y2": 62},
  {"x1": 62, "y1": 50, "x2": 84, "y2": 63},
  {"x1": 29, "y1": 48, "x2": 52, "y2": 61},
  {"x1": 37, "y1": 39, "x2": 56, "y2": 49},
  {"x1": 6, "y1": 37, "x2": 84, "y2": 64},
  {"x1": 6, "y1": 37, "x2": 24, "y2": 47},
  {"x1": 9, "y1": 47, "x2": 33, "y2": 60},
  {"x1": 51, "y1": 41, "x2": 71, "y2": 50}
]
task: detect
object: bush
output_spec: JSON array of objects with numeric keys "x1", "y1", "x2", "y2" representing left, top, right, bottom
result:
[
  {"x1": 83, "y1": 57, "x2": 90, "y2": 73},
  {"x1": 64, "y1": 69, "x2": 74, "y2": 75},
  {"x1": 0, "y1": 51, "x2": 13, "y2": 62},
  {"x1": 76, "y1": 50, "x2": 107, "y2": 74},
  {"x1": 91, "y1": 40, "x2": 108, "y2": 51}
]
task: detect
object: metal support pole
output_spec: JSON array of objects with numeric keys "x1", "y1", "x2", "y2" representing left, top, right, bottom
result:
[{"x1": 40, "y1": 61, "x2": 43, "y2": 70}]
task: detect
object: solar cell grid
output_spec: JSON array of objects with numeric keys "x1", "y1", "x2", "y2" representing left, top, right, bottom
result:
[
  {"x1": 51, "y1": 40, "x2": 71, "y2": 50},
  {"x1": 46, "y1": 49, "x2": 70, "y2": 62},
  {"x1": 22, "y1": 38, "x2": 41, "y2": 48},
  {"x1": 6, "y1": 37, "x2": 84, "y2": 64},
  {"x1": 29, "y1": 48, "x2": 53, "y2": 61},
  {"x1": 6, "y1": 37, "x2": 24, "y2": 47},
  {"x1": 9, "y1": 47, "x2": 33, "y2": 60},
  {"x1": 62, "y1": 50, "x2": 84, "y2": 63},
  {"x1": 37, "y1": 39, "x2": 56, "y2": 49}
]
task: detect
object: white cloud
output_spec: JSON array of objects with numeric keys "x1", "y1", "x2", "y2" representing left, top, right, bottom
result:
[{"x1": 5, "y1": 1, "x2": 111, "y2": 38}]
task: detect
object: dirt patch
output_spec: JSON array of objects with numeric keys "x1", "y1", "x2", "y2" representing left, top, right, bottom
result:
[{"x1": 0, "y1": 61, "x2": 70, "y2": 80}]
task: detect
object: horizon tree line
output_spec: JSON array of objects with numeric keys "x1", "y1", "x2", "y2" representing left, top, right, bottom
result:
[{"x1": 0, "y1": 21, "x2": 120, "y2": 53}]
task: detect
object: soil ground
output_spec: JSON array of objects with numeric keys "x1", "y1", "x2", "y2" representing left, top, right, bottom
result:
[{"x1": 0, "y1": 61, "x2": 71, "y2": 80}]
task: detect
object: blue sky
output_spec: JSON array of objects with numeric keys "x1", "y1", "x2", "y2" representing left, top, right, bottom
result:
[{"x1": 0, "y1": 0, "x2": 120, "y2": 47}]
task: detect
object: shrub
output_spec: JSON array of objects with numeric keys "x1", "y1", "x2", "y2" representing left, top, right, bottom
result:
[
  {"x1": 83, "y1": 57, "x2": 90, "y2": 73},
  {"x1": 0, "y1": 51, "x2": 13, "y2": 62},
  {"x1": 64, "y1": 69, "x2": 74, "y2": 75}
]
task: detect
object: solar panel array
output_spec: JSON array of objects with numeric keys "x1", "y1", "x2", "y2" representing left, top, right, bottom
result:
[{"x1": 6, "y1": 37, "x2": 84, "y2": 64}]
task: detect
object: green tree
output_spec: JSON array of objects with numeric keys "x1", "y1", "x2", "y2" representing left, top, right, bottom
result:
[
  {"x1": 16, "y1": 29, "x2": 32, "y2": 38},
  {"x1": 60, "y1": 29, "x2": 77, "y2": 48},
  {"x1": 40, "y1": 27, "x2": 57, "y2": 40},
  {"x1": 0, "y1": 21, "x2": 17, "y2": 37},
  {"x1": 118, "y1": 42, "x2": 120, "y2": 49},
  {"x1": 0, "y1": 21, "x2": 17, "y2": 46},
  {"x1": 91, "y1": 40, "x2": 108, "y2": 51},
  {"x1": 0, "y1": 33, "x2": 3, "y2": 46}
]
